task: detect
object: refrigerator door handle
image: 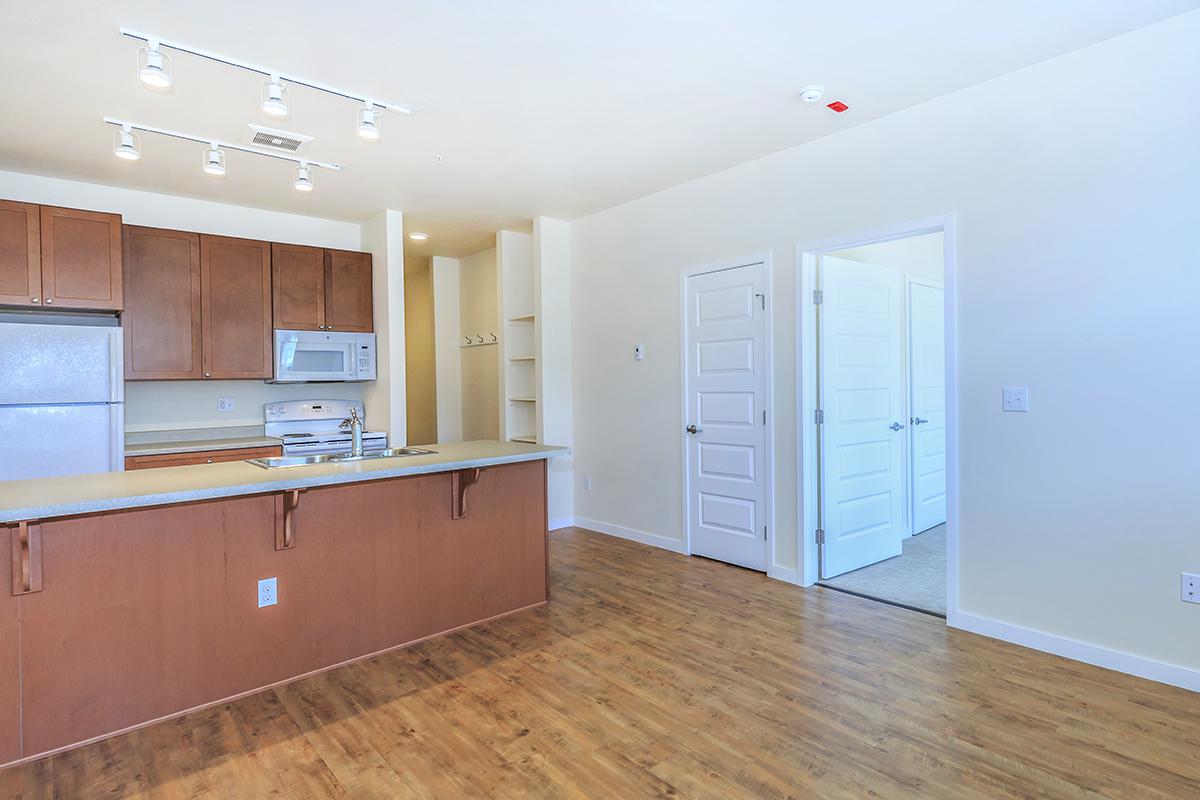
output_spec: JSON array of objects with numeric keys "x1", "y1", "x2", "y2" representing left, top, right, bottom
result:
[
  {"x1": 110, "y1": 402, "x2": 125, "y2": 472},
  {"x1": 108, "y1": 329, "x2": 124, "y2": 402}
]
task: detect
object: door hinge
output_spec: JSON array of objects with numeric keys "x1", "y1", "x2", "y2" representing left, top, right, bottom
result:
[
  {"x1": 815, "y1": 528, "x2": 825, "y2": 545},
  {"x1": 812, "y1": 289, "x2": 823, "y2": 305},
  {"x1": 762, "y1": 409, "x2": 767, "y2": 426},
  {"x1": 814, "y1": 409, "x2": 824, "y2": 425},
  {"x1": 763, "y1": 525, "x2": 768, "y2": 540}
]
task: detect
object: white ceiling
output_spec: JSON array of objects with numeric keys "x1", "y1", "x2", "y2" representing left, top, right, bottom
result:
[{"x1": 1, "y1": 1, "x2": 1195, "y2": 257}]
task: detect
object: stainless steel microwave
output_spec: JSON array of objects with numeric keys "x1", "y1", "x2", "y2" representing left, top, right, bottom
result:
[{"x1": 271, "y1": 329, "x2": 377, "y2": 383}]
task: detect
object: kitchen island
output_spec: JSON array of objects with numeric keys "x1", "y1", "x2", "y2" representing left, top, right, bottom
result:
[{"x1": 0, "y1": 440, "x2": 564, "y2": 767}]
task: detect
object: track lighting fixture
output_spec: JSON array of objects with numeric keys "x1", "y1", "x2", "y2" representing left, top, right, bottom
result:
[
  {"x1": 137, "y1": 41, "x2": 172, "y2": 88},
  {"x1": 262, "y1": 75, "x2": 289, "y2": 118},
  {"x1": 113, "y1": 124, "x2": 141, "y2": 161},
  {"x1": 104, "y1": 118, "x2": 338, "y2": 194},
  {"x1": 203, "y1": 145, "x2": 226, "y2": 177},
  {"x1": 357, "y1": 102, "x2": 382, "y2": 141},
  {"x1": 293, "y1": 163, "x2": 314, "y2": 192}
]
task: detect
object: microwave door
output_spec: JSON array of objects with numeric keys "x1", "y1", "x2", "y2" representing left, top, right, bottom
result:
[{"x1": 275, "y1": 336, "x2": 356, "y2": 382}]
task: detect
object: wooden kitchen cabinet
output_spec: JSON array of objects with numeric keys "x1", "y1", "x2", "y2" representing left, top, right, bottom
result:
[
  {"x1": 0, "y1": 199, "x2": 41, "y2": 307},
  {"x1": 200, "y1": 234, "x2": 273, "y2": 379},
  {"x1": 39, "y1": 205, "x2": 123, "y2": 311},
  {"x1": 271, "y1": 243, "x2": 325, "y2": 330},
  {"x1": 125, "y1": 445, "x2": 281, "y2": 470},
  {"x1": 123, "y1": 226, "x2": 202, "y2": 380},
  {"x1": 324, "y1": 249, "x2": 373, "y2": 332},
  {"x1": 0, "y1": 544, "x2": 20, "y2": 765}
]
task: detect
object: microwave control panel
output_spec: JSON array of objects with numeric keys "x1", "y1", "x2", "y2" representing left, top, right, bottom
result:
[{"x1": 355, "y1": 334, "x2": 377, "y2": 381}]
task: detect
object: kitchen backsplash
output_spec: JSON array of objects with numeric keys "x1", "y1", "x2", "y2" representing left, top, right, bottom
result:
[{"x1": 124, "y1": 380, "x2": 366, "y2": 432}]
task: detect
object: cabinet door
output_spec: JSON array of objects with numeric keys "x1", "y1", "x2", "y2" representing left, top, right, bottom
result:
[
  {"x1": 324, "y1": 249, "x2": 373, "y2": 332},
  {"x1": 0, "y1": 534, "x2": 20, "y2": 765},
  {"x1": 271, "y1": 243, "x2": 325, "y2": 331},
  {"x1": 200, "y1": 235, "x2": 273, "y2": 379},
  {"x1": 40, "y1": 206, "x2": 123, "y2": 311},
  {"x1": 0, "y1": 199, "x2": 41, "y2": 308},
  {"x1": 123, "y1": 226, "x2": 202, "y2": 380},
  {"x1": 125, "y1": 445, "x2": 281, "y2": 470}
]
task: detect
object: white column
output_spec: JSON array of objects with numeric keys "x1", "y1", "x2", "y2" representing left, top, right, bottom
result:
[
  {"x1": 533, "y1": 217, "x2": 574, "y2": 529},
  {"x1": 360, "y1": 210, "x2": 407, "y2": 445},
  {"x1": 431, "y1": 256, "x2": 463, "y2": 443}
]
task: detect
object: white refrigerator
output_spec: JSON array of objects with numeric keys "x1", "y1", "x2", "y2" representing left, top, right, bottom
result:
[{"x1": 0, "y1": 321, "x2": 125, "y2": 481}]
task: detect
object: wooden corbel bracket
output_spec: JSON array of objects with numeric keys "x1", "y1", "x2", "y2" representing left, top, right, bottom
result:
[
  {"x1": 10, "y1": 520, "x2": 43, "y2": 596},
  {"x1": 274, "y1": 489, "x2": 306, "y2": 550},
  {"x1": 451, "y1": 468, "x2": 482, "y2": 520}
]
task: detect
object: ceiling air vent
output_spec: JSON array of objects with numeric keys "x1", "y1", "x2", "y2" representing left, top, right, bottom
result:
[{"x1": 245, "y1": 124, "x2": 313, "y2": 153}]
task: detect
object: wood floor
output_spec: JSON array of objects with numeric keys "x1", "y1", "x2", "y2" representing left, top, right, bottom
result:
[{"x1": 3, "y1": 527, "x2": 1198, "y2": 799}]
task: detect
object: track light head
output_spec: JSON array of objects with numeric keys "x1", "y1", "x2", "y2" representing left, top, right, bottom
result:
[
  {"x1": 357, "y1": 103, "x2": 382, "y2": 141},
  {"x1": 262, "y1": 76, "x2": 289, "y2": 118},
  {"x1": 137, "y1": 42, "x2": 172, "y2": 89},
  {"x1": 203, "y1": 145, "x2": 226, "y2": 177},
  {"x1": 293, "y1": 163, "x2": 313, "y2": 192},
  {"x1": 113, "y1": 125, "x2": 141, "y2": 161}
]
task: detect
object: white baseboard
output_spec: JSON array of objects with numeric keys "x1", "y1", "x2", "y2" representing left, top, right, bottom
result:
[
  {"x1": 573, "y1": 517, "x2": 688, "y2": 554},
  {"x1": 951, "y1": 611, "x2": 1200, "y2": 693},
  {"x1": 548, "y1": 516, "x2": 574, "y2": 531},
  {"x1": 768, "y1": 565, "x2": 802, "y2": 585}
]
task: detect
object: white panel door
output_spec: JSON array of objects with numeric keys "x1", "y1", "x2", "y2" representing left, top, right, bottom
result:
[
  {"x1": 0, "y1": 403, "x2": 124, "y2": 481},
  {"x1": 820, "y1": 256, "x2": 906, "y2": 578},
  {"x1": 685, "y1": 262, "x2": 767, "y2": 571},
  {"x1": 908, "y1": 280, "x2": 947, "y2": 533}
]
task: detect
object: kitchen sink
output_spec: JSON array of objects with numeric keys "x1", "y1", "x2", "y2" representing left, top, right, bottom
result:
[{"x1": 247, "y1": 448, "x2": 436, "y2": 469}]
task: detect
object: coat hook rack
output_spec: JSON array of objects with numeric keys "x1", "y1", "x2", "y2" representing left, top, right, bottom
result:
[{"x1": 461, "y1": 331, "x2": 498, "y2": 348}]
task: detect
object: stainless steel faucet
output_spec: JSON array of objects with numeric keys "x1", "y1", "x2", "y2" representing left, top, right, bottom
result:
[{"x1": 341, "y1": 407, "x2": 364, "y2": 457}]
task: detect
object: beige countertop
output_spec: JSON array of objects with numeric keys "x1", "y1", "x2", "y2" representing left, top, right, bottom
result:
[
  {"x1": 0, "y1": 441, "x2": 566, "y2": 523},
  {"x1": 125, "y1": 435, "x2": 283, "y2": 456}
]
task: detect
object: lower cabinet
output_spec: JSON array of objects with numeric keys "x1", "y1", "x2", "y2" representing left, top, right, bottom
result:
[
  {"x1": 0, "y1": 560, "x2": 19, "y2": 765},
  {"x1": 124, "y1": 445, "x2": 282, "y2": 470},
  {"x1": 13, "y1": 460, "x2": 547, "y2": 759}
]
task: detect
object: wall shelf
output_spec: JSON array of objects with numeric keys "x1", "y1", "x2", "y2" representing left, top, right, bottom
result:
[
  {"x1": 507, "y1": 356, "x2": 535, "y2": 362},
  {"x1": 508, "y1": 397, "x2": 537, "y2": 403},
  {"x1": 507, "y1": 314, "x2": 535, "y2": 322},
  {"x1": 509, "y1": 435, "x2": 537, "y2": 444}
]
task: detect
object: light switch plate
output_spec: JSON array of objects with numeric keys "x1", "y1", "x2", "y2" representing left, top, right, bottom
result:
[
  {"x1": 218, "y1": 397, "x2": 236, "y2": 413},
  {"x1": 1002, "y1": 386, "x2": 1029, "y2": 412},
  {"x1": 634, "y1": 344, "x2": 645, "y2": 361},
  {"x1": 258, "y1": 577, "x2": 277, "y2": 608},
  {"x1": 1183, "y1": 573, "x2": 1200, "y2": 605}
]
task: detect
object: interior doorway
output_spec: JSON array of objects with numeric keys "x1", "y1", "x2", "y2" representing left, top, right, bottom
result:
[{"x1": 802, "y1": 227, "x2": 949, "y2": 615}]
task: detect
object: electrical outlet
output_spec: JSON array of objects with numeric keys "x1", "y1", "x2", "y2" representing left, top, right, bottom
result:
[
  {"x1": 1183, "y1": 573, "x2": 1200, "y2": 605},
  {"x1": 217, "y1": 397, "x2": 236, "y2": 413},
  {"x1": 634, "y1": 344, "x2": 645, "y2": 361},
  {"x1": 584, "y1": 476, "x2": 592, "y2": 492},
  {"x1": 258, "y1": 577, "x2": 278, "y2": 608},
  {"x1": 1002, "y1": 386, "x2": 1029, "y2": 412}
]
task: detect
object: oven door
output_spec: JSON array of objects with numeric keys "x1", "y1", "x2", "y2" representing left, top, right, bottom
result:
[{"x1": 272, "y1": 330, "x2": 358, "y2": 382}]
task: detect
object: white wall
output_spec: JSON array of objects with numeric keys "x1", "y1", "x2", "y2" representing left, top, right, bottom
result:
[
  {"x1": 404, "y1": 257, "x2": 437, "y2": 445},
  {"x1": 459, "y1": 247, "x2": 500, "y2": 440},
  {"x1": 834, "y1": 232, "x2": 944, "y2": 282},
  {"x1": 432, "y1": 256, "x2": 463, "y2": 443},
  {"x1": 570, "y1": 12, "x2": 1200, "y2": 680},
  {"x1": 360, "y1": 210, "x2": 406, "y2": 442},
  {"x1": 0, "y1": 169, "x2": 370, "y2": 432}
]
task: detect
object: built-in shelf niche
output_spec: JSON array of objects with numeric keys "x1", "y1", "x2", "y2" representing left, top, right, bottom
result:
[{"x1": 498, "y1": 230, "x2": 537, "y2": 444}]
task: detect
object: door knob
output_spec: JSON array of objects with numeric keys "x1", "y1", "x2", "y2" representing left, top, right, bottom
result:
[
  {"x1": 911, "y1": 417, "x2": 928, "y2": 426},
  {"x1": 686, "y1": 424, "x2": 702, "y2": 435},
  {"x1": 889, "y1": 422, "x2": 905, "y2": 431}
]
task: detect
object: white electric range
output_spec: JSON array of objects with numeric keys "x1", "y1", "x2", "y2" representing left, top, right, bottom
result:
[{"x1": 263, "y1": 399, "x2": 388, "y2": 456}]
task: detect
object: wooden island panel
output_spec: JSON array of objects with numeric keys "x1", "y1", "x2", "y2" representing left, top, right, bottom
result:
[
  {"x1": 14, "y1": 459, "x2": 548, "y2": 760},
  {"x1": 0, "y1": 550, "x2": 19, "y2": 765}
]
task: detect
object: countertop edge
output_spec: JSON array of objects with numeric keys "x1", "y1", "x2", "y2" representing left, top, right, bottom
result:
[{"x1": 0, "y1": 449, "x2": 564, "y2": 523}]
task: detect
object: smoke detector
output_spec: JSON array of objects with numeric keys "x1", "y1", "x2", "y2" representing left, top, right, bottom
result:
[
  {"x1": 245, "y1": 124, "x2": 313, "y2": 153},
  {"x1": 799, "y1": 85, "x2": 826, "y2": 105}
]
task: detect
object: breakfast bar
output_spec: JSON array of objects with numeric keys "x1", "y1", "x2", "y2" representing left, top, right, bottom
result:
[{"x1": 0, "y1": 441, "x2": 564, "y2": 767}]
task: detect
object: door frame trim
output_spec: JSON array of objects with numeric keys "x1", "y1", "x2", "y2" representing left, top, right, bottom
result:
[
  {"x1": 679, "y1": 254, "x2": 775, "y2": 575},
  {"x1": 905, "y1": 274, "x2": 946, "y2": 536},
  {"x1": 795, "y1": 215, "x2": 959, "y2": 623}
]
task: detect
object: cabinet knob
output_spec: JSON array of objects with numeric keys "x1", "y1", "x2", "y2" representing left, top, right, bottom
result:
[
  {"x1": 44, "y1": 298, "x2": 52, "y2": 304},
  {"x1": 31, "y1": 297, "x2": 39, "y2": 303},
  {"x1": 206, "y1": 459, "x2": 214, "y2": 464},
  {"x1": 204, "y1": 372, "x2": 212, "y2": 378},
  {"x1": 319, "y1": 324, "x2": 325, "y2": 330},
  {"x1": 327, "y1": 324, "x2": 334, "y2": 329}
]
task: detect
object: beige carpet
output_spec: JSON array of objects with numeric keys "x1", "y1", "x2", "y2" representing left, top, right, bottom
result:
[{"x1": 821, "y1": 524, "x2": 946, "y2": 615}]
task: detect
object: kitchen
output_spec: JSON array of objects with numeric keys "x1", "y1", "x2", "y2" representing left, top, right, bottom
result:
[{"x1": 0, "y1": 193, "x2": 564, "y2": 765}]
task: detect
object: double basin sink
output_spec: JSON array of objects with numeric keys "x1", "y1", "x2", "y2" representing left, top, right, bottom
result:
[{"x1": 247, "y1": 447, "x2": 436, "y2": 469}]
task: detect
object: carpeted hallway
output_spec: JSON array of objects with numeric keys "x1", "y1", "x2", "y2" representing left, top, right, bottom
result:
[{"x1": 822, "y1": 524, "x2": 946, "y2": 615}]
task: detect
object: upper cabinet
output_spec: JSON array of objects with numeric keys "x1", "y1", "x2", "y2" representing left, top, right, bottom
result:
[
  {"x1": 0, "y1": 200, "x2": 41, "y2": 306},
  {"x1": 271, "y1": 243, "x2": 325, "y2": 330},
  {"x1": 271, "y1": 246, "x2": 373, "y2": 332},
  {"x1": 200, "y1": 235, "x2": 273, "y2": 379},
  {"x1": 39, "y1": 206, "x2": 123, "y2": 311},
  {"x1": 123, "y1": 226, "x2": 202, "y2": 380},
  {"x1": 325, "y1": 249, "x2": 373, "y2": 332},
  {"x1": 0, "y1": 202, "x2": 122, "y2": 311}
]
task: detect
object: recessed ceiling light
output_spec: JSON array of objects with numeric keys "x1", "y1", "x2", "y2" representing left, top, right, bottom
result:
[
  {"x1": 113, "y1": 125, "x2": 140, "y2": 161},
  {"x1": 293, "y1": 163, "x2": 313, "y2": 192},
  {"x1": 262, "y1": 75, "x2": 289, "y2": 118},
  {"x1": 799, "y1": 85, "x2": 826, "y2": 105},
  {"x1": 203, "y1": 145, "x2": 226, "y2": 177},
  {"x1": 137, "y1": 42, "x2": 172, "y2": 89},
  {"x1": 358, "y1": 103, "x2": 382, "y2": 141},
  {"x1": 409, "y1": 232, "x2": 428, "y2": 241}
]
